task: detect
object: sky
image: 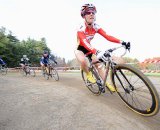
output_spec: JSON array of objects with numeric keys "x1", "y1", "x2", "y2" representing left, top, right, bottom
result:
[{"x1": 0, "y1": 0, "x2": 160, "y2": 62}]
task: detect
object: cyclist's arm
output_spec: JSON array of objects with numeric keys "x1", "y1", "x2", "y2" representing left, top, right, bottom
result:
[
  {"x1": 28, "y1": 60, "x2": 31, "y2": 63},
  {"x1": 25, "y1": 58, "x2": 30, "y2": 63},
  {"x1": 20, "y1": 59, "x2": 24, "y2": 64},
  {"x1": 0, "y1": 59, "x2": 5, "y2": 66},
  {"x1": 50, "y1": 58, "x2": 57, "y2": 64},
  {"x1": 77, "y1": 31, "x2": 97, "y2": 54},
  {"x1": 40, "y1": 57, "x2": 45, "y2": 64},
  {"x1": 97, "y1": 28, "x2": 121, "y2": 43},
  {"x1": 0, "y1": 59, "x2": 5, "y2": 65},
  {"x1": 53, "y1": 59, "x2": 57, "y2": 64}
]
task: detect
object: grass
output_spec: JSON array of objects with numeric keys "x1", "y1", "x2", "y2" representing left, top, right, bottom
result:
[{"x1": 144, "y1": 73, "x2": 160, "y2": 77}]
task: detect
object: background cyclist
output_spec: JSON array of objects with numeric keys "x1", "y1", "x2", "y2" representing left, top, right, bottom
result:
[
  {"x1": 40, "y1": 50, "x2": 57, "y2": 74},
  {"x1": 74, "y1": 3, "x2": 129, "y2": 92},
  {"x1": 20, "y1": 55, "x2": 30, "y2": 70},
  {"x1": 0, "y1": 57, "x2": 6, "y2": 67}
]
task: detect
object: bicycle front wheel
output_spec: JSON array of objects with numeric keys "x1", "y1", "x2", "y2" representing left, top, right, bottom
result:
[
  {"x1": 20, "y1": 69, "x2": 27, "y2": 76},
  {"x1": 44, "y1": 68, "x2": 49, "y2": 80},
  {"x1": 1, "y1": 66, "x2": 8, "y2": 75},
  {"x1": 30, "y1": 69, "x2": 36, "y2": 77},
  {"x1": 81, "y1": 70, "x2": 101, "y2": 95},
  {"x1": 51, "y1": 69, "x2": 59, "y2": 81},
  {"x1": 111, "y1": 64, "x2": 159, "y2": 116}
]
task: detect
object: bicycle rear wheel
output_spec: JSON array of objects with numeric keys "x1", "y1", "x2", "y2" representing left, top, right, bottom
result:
[
  {"x1": 81, "y1": 70, "x2": 101, "y2": 95},
  {"x1": 51, "y1": 69, "x2": 59, "y2": 81},
  {"x1": 111, "y1": 64, "x2": 159, "y2": 116}
]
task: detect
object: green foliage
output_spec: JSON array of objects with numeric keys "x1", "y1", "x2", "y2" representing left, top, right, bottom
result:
[
  {"x1": 0, "y1": 27, "x2": 16, "y2": 66},
  {"x1": 0, "y1": 26, "x2": 68, "y2": 67},
  {"x1": 0, "y1": 26, "x2": 51, "y2": 67}
]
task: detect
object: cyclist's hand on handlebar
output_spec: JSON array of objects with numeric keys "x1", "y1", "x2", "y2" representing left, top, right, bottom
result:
[
  {"x1": 121, "y1": 41, "x2": 131, "y2": 51},
  {"x1": 96, "y1": 50, "x2": 104, "y2": 60}
]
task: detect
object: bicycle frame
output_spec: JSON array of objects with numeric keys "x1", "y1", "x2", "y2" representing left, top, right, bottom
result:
[
  {"x1": 44, "y1": 64, "x2": 51, "y2": 75},
  {"x1": 88, "y1": 45, "x2": 127, "y2": 92},
  {"x1": 45, "y1": 59, "x2": 56, "y2": 75},
  {"x1": 23, "y1": 64, "x2": 30, "y2": 73},
  {"x1": 44, "y1": 60, "x2": 56, "y2": 76},
  {"x1": 43, "y1": 62, "x2": 59, "y2": 81},
  {"x1": 21, "y1": 64, "x2": 35, "y2": 77},
  {"x1": 83, "y1": 44, "x2": 160, "y2": 116}
]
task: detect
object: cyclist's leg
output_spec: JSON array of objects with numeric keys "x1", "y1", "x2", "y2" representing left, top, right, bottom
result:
[
  {"x1": 92, "y1": 55, "x2": 116, "y2": 92},
  {"x1": 20, "y1": 63, "x2": 27, "y2": 76},
  {"x1": 74, "y1": 50, "x2": 96, "y2": 83},
  {"x1": 74, "y1": 50, "x2": 89, "y2": 73},
  {"x1": 47, "y1": 64, "x2": 50, "y2": 75},
  {"x1": 40, "y1": 62, "x2": 45, "y2": 75},
  {"x1": 20, "y1": 63, "x2": 25, "y2": 70}
]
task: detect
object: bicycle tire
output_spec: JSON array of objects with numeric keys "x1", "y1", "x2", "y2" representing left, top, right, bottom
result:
[
  {"x1": 44, "y1": 67, "x2": 49, "y2": 80},
  {"x1": 21, "y1": 69, "x2": 27, "y2": 76},
  {"x1": 110, "y1": 64, "x2": 160, "y2": 116},
  {"x1": 1, "y1": 66, "x2": 7, "y2": 75},
  {"x1": 51, "y1": 69, "x2": 59, "y2": 81},
  {"x1": 30, "y1": 69, "x2": 36, "y2": 77},
  {"x1": 81, "y1": 69, "x2": 101, "y2": 95}
]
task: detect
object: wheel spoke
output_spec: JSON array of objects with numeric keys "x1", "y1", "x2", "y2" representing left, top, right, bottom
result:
[
  {"x1": 81, "y1": 70, "x2": 101, "y2": 95},
  {"x1": 112, "y1": 64, "x2": 159, "y2": 116},
  {"x1": 51, "y1": 69, "x2": 59, "y2": 81}
]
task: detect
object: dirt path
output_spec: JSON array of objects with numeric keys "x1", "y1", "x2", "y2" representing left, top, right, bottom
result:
[{"x1": 0, "y1": 72, "x2": 160, "y2": 130}]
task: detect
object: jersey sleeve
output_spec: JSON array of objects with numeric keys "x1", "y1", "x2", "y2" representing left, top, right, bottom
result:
[
  {"x1": 40, "y1": 57, "x2": 44, "y2": 63},
  {"x1": 0, "y1": 59, "x2": 5, "y2": 64},
  {"x1": 77, "y1": 31, "x2": 96, "y2": 54},
  {"x1": 97, "y1": 28, "x2": 121, "y2": 43}
]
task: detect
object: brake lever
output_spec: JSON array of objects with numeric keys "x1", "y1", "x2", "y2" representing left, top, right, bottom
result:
[{"x1": 127, "y1": 42, "x2": 131, "y2": 52}]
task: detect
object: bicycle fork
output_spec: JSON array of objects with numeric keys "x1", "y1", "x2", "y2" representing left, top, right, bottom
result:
[{"x1": 114, "y1": 69, "x2": 134, "y2": 93}]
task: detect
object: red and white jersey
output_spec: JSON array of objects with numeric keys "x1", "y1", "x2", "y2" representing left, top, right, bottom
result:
[{"x1": 77, "y1": 22, "x2": 121, "y2": 54}]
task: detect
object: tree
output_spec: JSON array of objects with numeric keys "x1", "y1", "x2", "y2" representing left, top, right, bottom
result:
[
  {"x1": 0, "y1": 26, "x2": 52, "y2": 67},
  {"x1": 0, "y1": 27, "x2": 16, "y2": 67},
  {"x1": 67, "y1": 58, "x2": 79, "y2": 67}
]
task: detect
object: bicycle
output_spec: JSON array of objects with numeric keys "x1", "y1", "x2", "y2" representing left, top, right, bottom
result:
[
  {"x1": 81, "y1": 44, "x2": 160, "y2": 116},
  {"x1": 21, "y1": 64, "x2": 36, "y2": 77},
  {"x1": 43, "y1": 60, "x2": 59, "y2": 81},
  {"x1": 0, "y1": 64, "x2": 8, "y2": 75}
]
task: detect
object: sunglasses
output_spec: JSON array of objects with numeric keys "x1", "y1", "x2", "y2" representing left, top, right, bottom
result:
[{"x1": 84, "y1": 11, "x2": 95, "y2": 15}]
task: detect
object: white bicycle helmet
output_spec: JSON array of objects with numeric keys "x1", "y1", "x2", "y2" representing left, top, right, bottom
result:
[
  {"x1": 81, "y1": 3, "x2": 97, "y2": 17},
  {"x1": 23, "y1": 55, "x2": 27, "y2": 58}
]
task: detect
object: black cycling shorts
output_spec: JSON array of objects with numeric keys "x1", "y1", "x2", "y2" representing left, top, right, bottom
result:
[{"x1": 77, "y1": 45, "x2": 92, "y2": 60}]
